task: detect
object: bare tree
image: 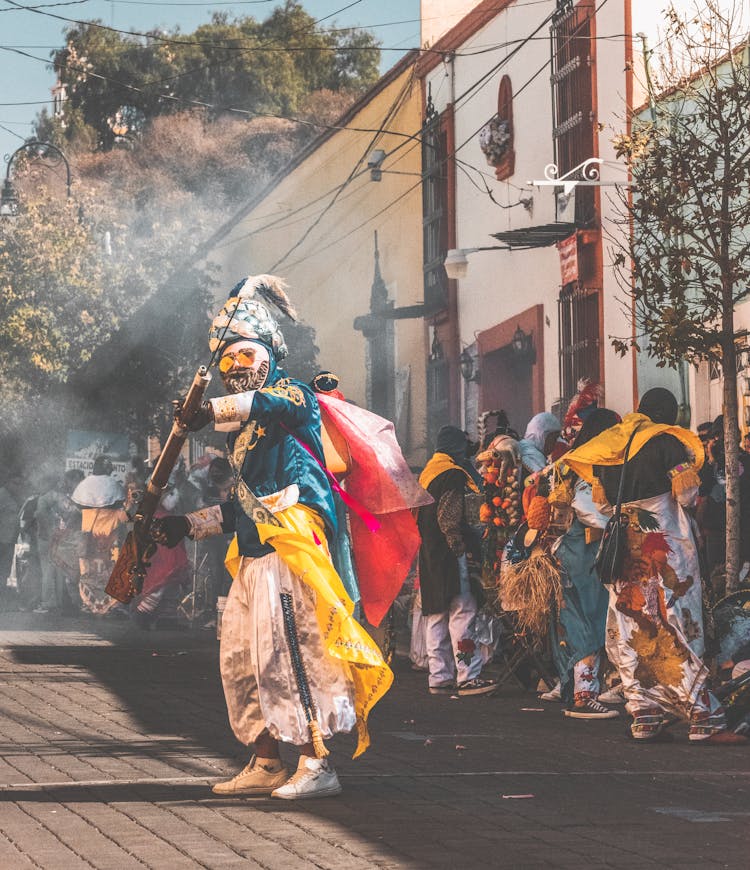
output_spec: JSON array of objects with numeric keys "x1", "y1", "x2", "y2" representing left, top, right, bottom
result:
[{"x1": 611, "y1": 2, "x2": 750, "y2": 591}]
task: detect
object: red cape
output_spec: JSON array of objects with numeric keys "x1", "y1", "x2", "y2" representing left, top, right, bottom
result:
[{"x1": 317, "y1": 396, "x2": 432, "y2": 626}]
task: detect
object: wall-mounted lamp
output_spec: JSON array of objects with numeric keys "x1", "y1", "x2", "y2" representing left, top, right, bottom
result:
[
  {"x1": 511, "y1": 325, "x2": 534, "y2": 361},
  {"x1": 367, "y1": 149, "x2": 386, "y2": 181},
  {"x1": 459, "y1": 348, "x2": 480, "y2": 383},
  {"x1": 444, "y1": 244, "x2": 510, "y2": 280}
]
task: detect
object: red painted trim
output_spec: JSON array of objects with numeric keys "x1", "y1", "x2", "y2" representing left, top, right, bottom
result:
[
  {"x1": 477, "y1": 305, "x2": 545, "y2": 415},
  {"x1": 443, "y1": 103, "x2": 461, "y2": 423},
  {"x1": 585, "y1": 0, "x2": 606, "y2": 397}
]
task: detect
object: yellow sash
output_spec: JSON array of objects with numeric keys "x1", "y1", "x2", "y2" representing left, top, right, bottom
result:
[
  {"x1": 419, "y1": 452, "x2": 480, "y2": 493},
  {"x1": 563, "y1": 412, "x2": 704, "y2": 484},
  {"x1": 224, "y1": 505, "x2": 393, "y2": 758}
]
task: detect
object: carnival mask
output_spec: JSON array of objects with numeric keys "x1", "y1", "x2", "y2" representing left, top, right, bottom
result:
[{"x1": 219, "y1": 341, "x2": 271, "y2": 394}]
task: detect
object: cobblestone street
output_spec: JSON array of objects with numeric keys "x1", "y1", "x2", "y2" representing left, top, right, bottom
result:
[{"x1": 0, "y1": 614, "x2": 747, "y2": 869}]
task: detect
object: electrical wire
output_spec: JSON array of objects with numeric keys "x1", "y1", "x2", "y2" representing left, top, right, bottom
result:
[
  {"x1": 265, "y1": 0, "x2": 616, "y2": 272},
  {"x1": 3, "y1": 0, "x2": 616, "y2": 269},
  {"x1": 198, "y1": 7, "x2": 557, "y2": 253},
  {"x1": 268, "y1": 63, "x2": 417, "y2": 270},
  {"x1": 0, "y1": 0, "x2": 91, "y2": 10},
  {"x1": 0, "y1": 0, "x2": 638, "y2": 54},
  {"x1": 0, "y1": 120, "x2": 29, "y2": 140},
  {"x1": 222, "y1": 6, "x2": 557, "y2": 255}
]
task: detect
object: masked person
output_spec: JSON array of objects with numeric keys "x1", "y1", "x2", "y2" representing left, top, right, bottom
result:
[
  {"x1": 564, "y1": 388, "x2": 745, "y2": 743},
  {"x1": 417, "y1": 426, "x2": 498, "y2": 697},
  {"x1": 71, "y1": 457, "x2": 127, "y2": 616},
  {"x1": 151, "y1": 275, "x2": 392, "y2": 800},
  {"x1": 519, "y1": 412, "x2": 562, "y2": 475}
]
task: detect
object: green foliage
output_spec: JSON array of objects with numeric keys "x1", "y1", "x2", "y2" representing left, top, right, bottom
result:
[
  {"x1": 46, "y1": 1, "x2": 381, "y2": 149},
  {"x1": 6, "y1": 3, "x2": 373, "y2": 453}
]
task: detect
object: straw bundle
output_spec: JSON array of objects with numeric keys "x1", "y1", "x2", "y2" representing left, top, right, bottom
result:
[{"x1": 500, "y1": 549, "x2": 562, "y2": 637}]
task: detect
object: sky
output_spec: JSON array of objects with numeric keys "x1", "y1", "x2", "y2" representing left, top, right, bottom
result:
[{"x1": 0, "y1": 0, "x2": 421, "y2": 160}]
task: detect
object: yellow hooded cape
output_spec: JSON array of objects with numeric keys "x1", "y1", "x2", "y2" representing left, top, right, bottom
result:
[
  {"x1": 419, "y1": 452, "x2": 481, "y2": 493},
  {"x1": 563, "y1": 412, "x2": 704, "y2": 486}
]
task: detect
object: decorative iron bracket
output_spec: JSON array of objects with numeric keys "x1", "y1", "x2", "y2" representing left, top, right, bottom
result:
[{"x1": 529, "y1": 158, "x2": 633, "y2": 194}]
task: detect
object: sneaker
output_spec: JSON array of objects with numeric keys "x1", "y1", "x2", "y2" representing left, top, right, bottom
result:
[
  {"x1": 32, "y1": 607, "x2": 50, "y2": 615},
  {"x1": 271, "y1": 755, "x2": 342, "y2": 800},
  {"x1": 689, "y1": 711, "x2": 731, "y2": 742},
  {"x1": 539, "y1": 681, "x2": 561, "y2": 702},
  {"x1": 211, "y1": 755, "x2": 289, "y2": 796},
  {"x1": 598, "y1": 683, "x2": 626, "y2": 704},
  {"x1": 429, "y1": 682, "x2": 455, "y2": 695},
  {"x1": 564, "y1": 698, "x2": 620, "y2": 719},
  {"x1": 457, "y1": 677, "x2": 498, "y2": 697},
  {"x1": 631, "y1": 712, "x2": 666, "y2": 740}
]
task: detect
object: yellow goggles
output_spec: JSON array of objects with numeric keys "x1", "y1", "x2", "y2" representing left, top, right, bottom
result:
[{"x1": 218, "y1": 349, "x2": 257, "y2": 373}]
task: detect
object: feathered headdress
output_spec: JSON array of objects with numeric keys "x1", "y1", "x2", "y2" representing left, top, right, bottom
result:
[
  {"x1": 228, "y1": 274, "x2": 298, "y2": 321},
  {"x1": 563, "y1": 379, "x2": 602, "y2": 430},
  {"x1": 209, "y1": 274, "x2": 298, "y2": 360}
]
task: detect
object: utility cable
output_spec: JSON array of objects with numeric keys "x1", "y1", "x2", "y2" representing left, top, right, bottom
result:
[{"x1": 267, "y1": 0, "x2": 615, "y2": 272}]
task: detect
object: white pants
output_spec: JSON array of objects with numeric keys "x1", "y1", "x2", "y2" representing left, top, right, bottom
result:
[
  {"x1": 424, "y1": 557, "x2": 482, "y2": 687},
  {"x1": 410, "y1": 590, "x2": 429, "y2": 670},
  {"x1": 221, "y1": 551, "x2": 356, "y2": 746}
]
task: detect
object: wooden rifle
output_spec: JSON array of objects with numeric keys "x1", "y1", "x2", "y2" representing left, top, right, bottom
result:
[{"x1": 105, "y1": 365, "x2": 211, "y2": 603}]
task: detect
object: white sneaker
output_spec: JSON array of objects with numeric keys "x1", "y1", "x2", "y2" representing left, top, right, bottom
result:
[
  {"x1": 539, "y1": 681, "x2": 561, "y2": 702},
  {"x1": 271, "y1": 755, "x2": 342, "y2": 800},
  {"x1": 598, "y1": 683, "x2": 626, "y2": 704}
]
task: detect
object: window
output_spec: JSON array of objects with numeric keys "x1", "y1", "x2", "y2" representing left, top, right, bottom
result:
[
  {"x1": 422, "y1": 100, "x2": 450, "y2": 311},
  {"x1": 558, "y1": 284, "x2": 600, "y2": 408},
  {"x1": 550, "y1": 0, "x2": 596, "y2": 225},
  {"x1": 427, "y1": 358, "x2": 450, "y2": 447}
]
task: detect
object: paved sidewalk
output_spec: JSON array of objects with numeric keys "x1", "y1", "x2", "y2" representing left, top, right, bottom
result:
[{"x1": 0, "y1": 613, "x2": 748, "y2": 868}]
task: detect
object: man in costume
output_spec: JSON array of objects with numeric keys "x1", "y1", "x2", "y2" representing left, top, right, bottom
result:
[
  {"x1": 71, "y1": 457, "x2": 128, "y2": 616},
  {"x1": 564, "y1": 387, "x2": 745, "y2": 743},
  {"x1": 549, "y1": 408, "x2": 621, "y2": 719},
  {"x1": 417, "y1": 426, "x2": 498, "y2": 697},
  {"x1": 152, "y1": 275, "x2": 394, "y2": 799}
]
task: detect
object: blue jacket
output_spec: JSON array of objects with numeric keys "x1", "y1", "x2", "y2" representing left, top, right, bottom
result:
[{"x1": 219, "y1": 370, "x2": 337, "y2": 557}]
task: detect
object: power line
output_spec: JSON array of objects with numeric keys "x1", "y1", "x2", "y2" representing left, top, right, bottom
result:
[
  {"x1": 0, "y1": 0, "x2": 632, "y2": 54},
  {"x1": 0, "y1": 43, "x2": 429, "y2": 146},
  {"x1": 268, "y1": 63, "x2": 417, "y2": 270},
  {"x1": 271, "y1": 0, "x2": 615, "y2": 272},
  {"x1": 202, "y1": 7, "x2": 556, "y2": 256},
  {"x1": 0, "y1": 0, "x2": 91, "y2": 10},
  {"x1": 0, "y1": 121, "x2": 29, "y2": 140},
  {"x1": 233, "y1": 6, "x2": 557, "y2": 257}
]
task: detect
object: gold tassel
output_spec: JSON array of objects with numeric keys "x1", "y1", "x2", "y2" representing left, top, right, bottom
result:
[
  {"x1": 671, "y1": 467, "x2": 700, "y2": 499},
  {"x1": 309, "y1": 719, "x2": 330, "y2": 758},
  {"x1": 591, "y1": 479, "x2": 606, "y2": 506}
]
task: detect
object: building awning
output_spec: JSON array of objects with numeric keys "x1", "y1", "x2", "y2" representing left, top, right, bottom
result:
[{"x1": 490, "y1": 222, "x2": 577, "y2": 249}]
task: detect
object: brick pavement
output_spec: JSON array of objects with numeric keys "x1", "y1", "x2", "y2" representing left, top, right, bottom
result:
[{"x1": 0, "y1": 613, "x2": 748, "y2": 869}]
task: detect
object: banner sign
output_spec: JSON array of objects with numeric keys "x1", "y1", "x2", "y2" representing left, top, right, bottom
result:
[
  {"x1": 556, "y1": 232, "x2": 578, "y2": 286},
  {"x1": 66, "y1": 430, "x2": 130, "y2": 482}
]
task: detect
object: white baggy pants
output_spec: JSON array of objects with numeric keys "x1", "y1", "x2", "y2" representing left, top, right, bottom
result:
[{"x1": 424, "y1": 556, "x2": 482, "y2": 687}]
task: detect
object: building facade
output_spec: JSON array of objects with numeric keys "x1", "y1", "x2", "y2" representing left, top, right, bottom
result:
[{"x1": 418, "y1": 0, "x2": 638, "y2": 442}]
